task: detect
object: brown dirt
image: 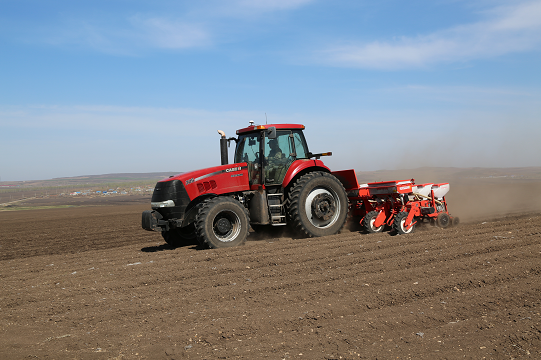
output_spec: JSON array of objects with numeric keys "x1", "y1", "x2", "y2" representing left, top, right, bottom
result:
[{"x1": 1, "y1": 193, "x2": 541, "y2": 359}]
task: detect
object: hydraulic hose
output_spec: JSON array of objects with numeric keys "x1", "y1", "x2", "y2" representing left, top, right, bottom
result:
[{"x1": 412, "y1": 192, "x2": 442, "y2": 205}]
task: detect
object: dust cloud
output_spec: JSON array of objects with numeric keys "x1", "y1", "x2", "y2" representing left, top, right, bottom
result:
[{"x1": 354, "y1": 167, "x2": 541, "y2": 222}]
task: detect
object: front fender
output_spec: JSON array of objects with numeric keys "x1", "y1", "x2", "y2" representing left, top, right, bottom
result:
[{"x1": 181, "y1": 194, "x2": 216, "y2": 227}]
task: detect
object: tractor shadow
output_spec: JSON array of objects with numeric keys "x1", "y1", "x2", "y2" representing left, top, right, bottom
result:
[
  {"x1": 140, "y1": 226, "x2": 309, "y2": 252},
  {"x1": 247, "y1": 225, "x2": 301, "y2": 242},
  {"x1": 141, "y1": 241, "x2": 200, "y2": 252}
]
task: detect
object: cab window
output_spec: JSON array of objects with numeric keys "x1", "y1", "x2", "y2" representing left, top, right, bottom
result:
[
  {"x1": 291, "y1": 130, "x2": 308, "y2": 159},
  {"x1": 264, "y1": 131, "x2": 291, "y2": 161},
  {"x1": 235, "y1": 133, "x2": 261, "y2": 185},
  {"x1": 264, "y1": 130, "x2": 293, "y2": 185},
  {"x1": 235, "y1": 134, "x2": 260, "y2": 164}
]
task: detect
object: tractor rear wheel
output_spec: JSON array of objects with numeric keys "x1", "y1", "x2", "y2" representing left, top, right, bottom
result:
[
  {"x1": 393, "y1": 211, "x2": 415, "y2": 235},
  {"x1": 436, "y1": 213, "x2": 450, "y2": 228},
  {"x1": 363, "y1": 210, "x2": 384, "y2": 233},
  {"x1": 195, "y1": 197, "x2": 250, "y2": 248},
  {"x1": 287, "y1": 171, "x2": 348, "y2": 237},
  {"x1": 162, "y1": 224, "x2": 197, "y2": 247}
]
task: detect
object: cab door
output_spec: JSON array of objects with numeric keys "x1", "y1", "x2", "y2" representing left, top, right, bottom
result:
[
  {"x1": 234, "y1": 133, "x2": 261, "y2": 186},
  {"x1": 263, "y1": 130, "x2": 295, "y2": 185}
]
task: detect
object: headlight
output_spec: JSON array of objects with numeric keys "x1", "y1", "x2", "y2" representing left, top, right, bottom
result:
[{"x1": 151, "y1": 200, "x2": 175, "y2": 208}]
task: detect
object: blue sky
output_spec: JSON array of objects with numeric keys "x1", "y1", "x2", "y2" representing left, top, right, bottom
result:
[{"x1": 1, "y1": 0, "x2": 540, "y2": 181}]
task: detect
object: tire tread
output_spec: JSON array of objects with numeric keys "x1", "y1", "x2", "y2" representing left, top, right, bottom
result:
[
  {"x1": 287, "y1": 171, "x2": 348, "y2": 237},
  {"x1": 195, "y1": 197, "x2": 250, "y2": 249}
]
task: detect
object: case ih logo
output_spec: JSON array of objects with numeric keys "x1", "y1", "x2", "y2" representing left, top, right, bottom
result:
[
  {"x1": 399, "y1": 186, "x2": 411, "y2": 191},
  {"x1": 226, "y1": 167, "x2": 242, "y2": 173}
]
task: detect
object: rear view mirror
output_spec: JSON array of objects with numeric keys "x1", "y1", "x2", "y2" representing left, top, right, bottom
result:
[{"x1": 267, "y1": 127, "x2": 277, "y2": 139}]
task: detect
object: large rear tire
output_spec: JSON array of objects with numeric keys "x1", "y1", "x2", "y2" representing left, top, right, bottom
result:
[
  {"x1": 287, "y1": 172, "x2": 348, "y2": 237},
  {"x1": 195, "y1": 197, "x2": 250, "y2": 249},
  {"x1": 363, "y1": 210, "x2": 384, "y2": 233}
]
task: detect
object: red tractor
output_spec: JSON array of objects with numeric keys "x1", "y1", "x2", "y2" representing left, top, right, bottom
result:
[{"x1": 142, "y1": 123, "x2": 350, "y2": 248}]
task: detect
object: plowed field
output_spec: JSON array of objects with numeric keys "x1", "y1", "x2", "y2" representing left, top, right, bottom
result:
[{"x1": 1, "y1": 193, "x2": 541, "y2": 359}]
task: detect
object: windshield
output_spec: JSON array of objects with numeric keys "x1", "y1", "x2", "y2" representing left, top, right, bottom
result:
[{"x1": 235, "y1": 129, "x2": 309, "y2": 163}]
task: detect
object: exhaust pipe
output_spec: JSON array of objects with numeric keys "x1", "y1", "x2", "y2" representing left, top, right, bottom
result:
[{"x1": 218, "y1": 130, "x2": 228, "y2": 165}]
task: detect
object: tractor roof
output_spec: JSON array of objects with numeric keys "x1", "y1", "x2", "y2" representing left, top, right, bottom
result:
[{"x1": 236, "y1": 123, "x2": 305, "y2": 135}]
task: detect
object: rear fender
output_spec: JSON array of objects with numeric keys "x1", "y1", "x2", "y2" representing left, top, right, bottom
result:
[{"x1": 281, "y1": 159, "x2": 330, "y2": 188}]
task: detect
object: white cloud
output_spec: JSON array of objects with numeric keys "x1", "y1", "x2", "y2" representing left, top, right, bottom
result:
[
  {"x1": 320, "y1": 0, "x2": 541, "y2": 69},
  {"x1": 42, "y1": 18, "x2": 210, "y2": 54},
  {"x1": 131, "y1": 17, "x2": 210, "y2": 49},
  {"x1": 28, "y1": 0, "x2": 316, "y2": 53},
  {"x1": 132, "y1": 0, "x2": 316, "y2": 48},
  {"x1": 488, "y1": 0, "x2": 541, "y2": 31},
  {"x1": 233, "y1": 0, "x2": 315, "y2": 12},
  {"x1": 0, "y1": 105, "x2": 262, "y2": 133}
]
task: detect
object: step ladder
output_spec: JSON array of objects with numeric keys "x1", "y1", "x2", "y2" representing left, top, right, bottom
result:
[{"x1": 267, "y1": 193, "x2": 286, "y2": 226}]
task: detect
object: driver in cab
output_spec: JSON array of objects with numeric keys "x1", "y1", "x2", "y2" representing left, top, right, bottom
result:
[
  {"x1": 268, "y1": 139, "x2": 283, "y2": 161},
  {"x1": 265, "y1": 138, "x2": 286, "y2": 183}
]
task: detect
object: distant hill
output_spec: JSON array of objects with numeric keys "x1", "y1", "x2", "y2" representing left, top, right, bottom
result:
[
  {"x1": 1, "y1": 172, "x2": 180, "y2": 188},
  {"x1": 52, "y1": 172, "x2": 179, "y2": 183}
]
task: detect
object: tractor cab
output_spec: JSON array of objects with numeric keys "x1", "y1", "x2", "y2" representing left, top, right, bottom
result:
[{"x1": 233, "y1": 124, "x2": 309, "y2": 187}]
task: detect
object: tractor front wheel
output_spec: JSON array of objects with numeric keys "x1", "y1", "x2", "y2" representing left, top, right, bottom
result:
[
  {"x1": 195, "y1": 197, "x2": 250, "y2": 248},
  {"x1": 287, "y1": 172, "x2": 348, "y2": 237}
]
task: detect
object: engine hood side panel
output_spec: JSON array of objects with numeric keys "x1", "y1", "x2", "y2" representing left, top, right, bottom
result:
[{"x1": 160, "y1": 163, "x2": 250, "y2": 200}]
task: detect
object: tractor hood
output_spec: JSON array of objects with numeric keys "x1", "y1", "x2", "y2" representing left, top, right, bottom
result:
[{"x1": 157, "y1": 163, "x2": 251, "y2": 201}]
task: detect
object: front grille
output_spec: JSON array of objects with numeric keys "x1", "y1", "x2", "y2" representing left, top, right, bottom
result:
[{"x1": 151, "y1": 179, "x2": 191, "y2": 220}]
